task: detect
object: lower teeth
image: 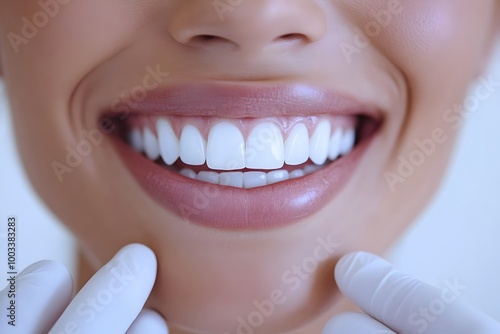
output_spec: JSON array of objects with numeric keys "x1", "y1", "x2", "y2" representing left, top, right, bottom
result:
[{"x1": 176, "y1": 164, "x2": 324, "y2": 189}]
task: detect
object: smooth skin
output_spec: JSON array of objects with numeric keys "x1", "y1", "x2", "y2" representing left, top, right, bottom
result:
[{"x1": 0, "y1": 1, "x2": 499, "y2": 333}]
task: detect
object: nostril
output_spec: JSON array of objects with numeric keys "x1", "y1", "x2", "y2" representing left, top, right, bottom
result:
[
  {"x1": 187, "y1": 34, "x2": 237, "y2": 49},
  {"x1": 195, "y1": 35, "x2": 218, "y2": 42},
  {"x1": 274, "y1": 33, "x2": 308, "y2": 44}
]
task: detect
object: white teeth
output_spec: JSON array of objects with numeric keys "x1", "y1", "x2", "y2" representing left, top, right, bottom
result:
[
  {"x1": 180, "y1": 168, "x2": 197, "y2": 179},
  {"x1": 267, "y1": 170, "x2": 290, "y2": 185},
  {"x1": 289, "y1": 169, "x2": 305, "y2": 179},
  {"x1": 309, "y1": 120, "x2": 331, "y2": 165},
  {"x1": 157, "y1": 119, "x2": 179, "y2": 165},
  {"x1": 243, "y1": 172, "x2": 268, "y2": 189},
  {"x1": 340, "y1": 128, "x2": 356, "y2": 155},
  {"x1": 328, "y1": 128, "x2": 343, "y2": 161},
  {"x1": 143, "y1": 128, "x2": 160, "y2": 160},
  {"x1": 245, "y1": 123, "x2": 285, "y2": 170},
  {"x1": 128, "y1": 128, "x2": 143, "y2": 152},
  {"x1": 304, "y1": 164, "x2": 322, "y2": 175},
  {"x1": 207, "y1": 122, "x2": 245, "y2": 170},
  {"x1": 180, "y1": 125, "x2": 206, "y2": 166},
  {"x1": 197, "y1": 171, "x2": 219, "y2": 185},
  {"x1": 220, "y1": 172, "x2": 244, "y2": 187},
  {"x1": 178, "y1": 166, "x2": 318, "y2": 188},
  {"x1": 284, "y1": 123, "x2": 309, "y2": 166},
  {"x1": 129, "y1": 118, "x2": 359, "y2": 187}
]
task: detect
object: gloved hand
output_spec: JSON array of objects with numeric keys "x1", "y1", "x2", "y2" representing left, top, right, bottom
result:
[
  {"x1": 323, "y1": 251, "x2": 500, "y2": 334},
  {"x1": 0, "y1": 244, "x2": 168, "y2": 334}
]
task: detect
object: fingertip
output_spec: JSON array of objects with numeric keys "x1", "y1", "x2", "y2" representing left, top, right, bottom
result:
[
  {"x1": 127, "y1": 309, "x2": 169, "y2": 334},
  {"x1": 18, "y1": 260, "x2": 66, "y2": 276},
  {"x1": 18, "y1": 260, "x2": 74, "y2": 291},
  {"x1": 334, "y1": 251, "x2": 380, "y2": 287},
  {"x1": 117, "y1": 243, "x2": 157, "y2": 267},
  {"x1": 50, "y1": 243, "x2": 160, "y2": 333},
  {"x1": 118, "y1": 243, "x2": 155, "y2": 256},
  {"x1": 111, "y1": 243, "x2": 158, "y2": 286}
]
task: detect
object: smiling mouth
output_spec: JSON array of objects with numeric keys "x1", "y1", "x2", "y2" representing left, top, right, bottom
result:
[
  {"x1": 108, "y1": 82, "x2": 382, "y2": 229},
  {"x1": 124, "y1": 114, "x2": 359, "y2": 188}
]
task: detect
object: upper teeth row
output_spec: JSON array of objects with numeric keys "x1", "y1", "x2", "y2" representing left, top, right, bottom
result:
[{"x1": 128, "y1": 118, "x2": 356, "y2": 170}]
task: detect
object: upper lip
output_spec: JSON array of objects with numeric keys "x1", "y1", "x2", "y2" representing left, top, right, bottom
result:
[{"x1": 105, "y1": 81, "x2": 381, "y2": 120}]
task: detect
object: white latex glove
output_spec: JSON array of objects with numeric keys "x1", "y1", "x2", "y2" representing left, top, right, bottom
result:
[
  {"x1": 0, "y1": 244, "x2": 168, "y2": 334},
  {"x1": 323, "y1": 251, "x2": 500, "y2": 334}
]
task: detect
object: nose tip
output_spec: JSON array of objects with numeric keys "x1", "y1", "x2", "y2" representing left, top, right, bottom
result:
[{"x1": 168, "y1": 0, "x2": 327, "y2": 52}]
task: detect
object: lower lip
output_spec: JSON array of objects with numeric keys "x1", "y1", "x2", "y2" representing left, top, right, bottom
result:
[{"x1": 113, "y1": 135, "x2": 373, "y2": 230}]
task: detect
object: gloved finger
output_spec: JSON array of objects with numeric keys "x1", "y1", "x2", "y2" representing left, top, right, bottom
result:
[
  {"x1": 335, "y1": 252, "x2": 500, "y2": 334},
  {"x1": 50, "y1": 244, "x2": 157, "y2": 334},
  {"x1": 127, "y1": 309, "x2": 169, "y2": 334},
  {"x1": 0, "y1": 261, "x2": 73, "y2": 333},
  {"x1": 322, "y1": 312, "x2": 395, "y2": 334}
]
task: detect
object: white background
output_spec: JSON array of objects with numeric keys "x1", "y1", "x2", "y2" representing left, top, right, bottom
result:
[{"x1": 1, "y1": 42, "x2": 499, "y2": 321}]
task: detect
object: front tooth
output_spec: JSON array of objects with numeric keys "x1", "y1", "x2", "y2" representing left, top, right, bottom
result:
[
  {"x1": 220, "y1": 172, "x2": 244, "y2": 188},
  {"x1": 157, "y1": 118, "x2": 180, "y2": 165},
  {"x1": 267, "y1": 170, "x2": 290, "y2": 185},
  {"x1": 180, "y1": 168, "x2": 197, "y2": 179},
  {"x1": 340, "y1": 128, "x2": 356, "y2": 155},
  {"x1": 128, "y1": 128, "x2": 143, "y2": 152},
  {"x1": 243, "y1": 172, "x2": 267, "y2": 189},
  {"x1": 245, "y1": 123, "x2": 285, "y2": 170},
  {"x1": 198, "y1": 171, "x2": 219, "y2": 185},
  {"x1": 309, "y1": 120, "x2": 331, "y2": 165},
  {"x1": 284, "y1": 123, "x2": 309, "y2": 165},
  {"x1": 143, "y1": 128, "x2": 160, "y2": 160},
  {"x1": 180, "y1": 125, "x2": 206, "y2": 165},
  {"x1": 328, "y1": 128, "x2": 343, "y2": 161},
  {"x1": 207, "y1": 122, "x2": 245, "y2": 170}
]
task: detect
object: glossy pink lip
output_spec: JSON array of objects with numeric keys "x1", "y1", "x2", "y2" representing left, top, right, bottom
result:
[
  {"x1": 108, "y1": 83, "x2": 382, "y2": 230},
  {"x1": 109, "y1": 81, "x2": 379, "y2": 119}
]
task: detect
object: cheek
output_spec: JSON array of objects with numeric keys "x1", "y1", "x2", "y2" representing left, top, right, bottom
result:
[
  {"x1": 353, "y1": 0, "x2": 494, "y2": 133},
  {"x1": 387, "y1": 0, "x2": 494, "y2": 132},
  {"x1": 1, "y1": 1, "x2": 138, "y2": 95},
  {"x1": 0, "y1": 1, "x2": 145, "y2": 178},
  {"x1": 331, "y1": 0, "x2": 495, "y2": 229},
  {"x1": 377, "y1": 0, "x2": 494, "y2": 82},
  {"x1": 332, "y1": 0, "x2": 494, "y2": 116},
  {"x1": 337, "y1": 0, "x2": 493, "y2": 79}
]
